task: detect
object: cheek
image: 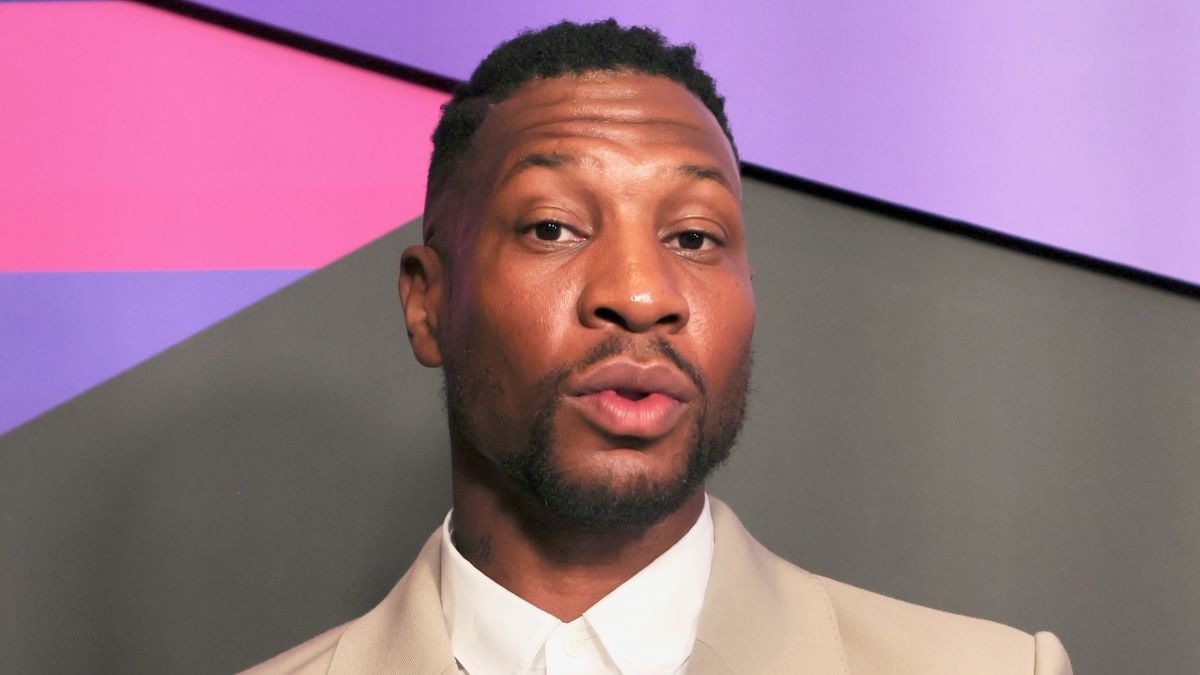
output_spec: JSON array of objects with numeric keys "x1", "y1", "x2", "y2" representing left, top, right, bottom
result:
[
  {"x1": 453, "y1": 253, "x2": 584, "y2": 385},
  {"x1": 690, "y1": 275, "x2": 756, "y2": 370}
]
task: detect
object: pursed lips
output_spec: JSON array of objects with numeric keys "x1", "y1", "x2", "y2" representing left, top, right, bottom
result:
[{"x1": 561, "y1": 360, "x2": 698, "y2": 439}]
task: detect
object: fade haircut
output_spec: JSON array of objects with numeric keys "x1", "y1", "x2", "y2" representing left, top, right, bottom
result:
[{"x1": 424, "y1": 19, "x2": 737, "y2": 241}]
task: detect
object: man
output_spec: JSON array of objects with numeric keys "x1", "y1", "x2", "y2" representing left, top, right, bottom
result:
[{"x1": 247, "y1": 20, "x2": 1071, "y2": 675}]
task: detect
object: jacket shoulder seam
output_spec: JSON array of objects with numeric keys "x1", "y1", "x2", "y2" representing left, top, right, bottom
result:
[{"x1": 809, "y1": 573, "x2": 853, "y2": 675}]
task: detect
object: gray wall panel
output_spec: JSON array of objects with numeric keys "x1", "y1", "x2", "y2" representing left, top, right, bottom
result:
[
  {"x1": 1, "y1": 223, "x2": 448, "y2": 674},
  {"x1": 2, "y1": 179, "x2": 1198, "y2": 673},
  {"x1": 717, "y1": 180, "x2": 1200, "y2": 675}
]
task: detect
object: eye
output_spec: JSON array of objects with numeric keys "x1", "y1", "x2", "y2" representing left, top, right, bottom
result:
[
  {"x1": 668, "y1": 229, "x2": 724, "y2": 253},
  {"x1": 533, "y1": 220, "x2": 566, "y2": 241},
  {"x1": 522, "y1": 219, "x2": 584, "y2": 245},
  {"x1": 676, "y1": 231, "x2": 708, "y2": 250}
]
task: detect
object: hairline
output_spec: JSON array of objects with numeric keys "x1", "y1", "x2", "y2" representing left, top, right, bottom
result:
[{"x1": 424, "y1": 67, "x2": 736, "y2": 246}]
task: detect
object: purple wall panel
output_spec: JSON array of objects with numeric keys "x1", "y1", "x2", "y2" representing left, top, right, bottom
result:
[
  {"x1": 193, "y1": 0, "x2": 1200, "y2": 285},
  {"x1": 0, "y1": 270, "x2": 305, "y2": 434}
]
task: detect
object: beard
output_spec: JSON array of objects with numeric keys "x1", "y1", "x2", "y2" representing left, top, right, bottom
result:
[{"x1": 443, "y1": 334, "x2": 751, "y2": 531}]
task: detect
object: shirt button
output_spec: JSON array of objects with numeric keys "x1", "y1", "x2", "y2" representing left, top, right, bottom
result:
[{"x1": 563, "y1": 629, "x2": 589, "y2": 656}]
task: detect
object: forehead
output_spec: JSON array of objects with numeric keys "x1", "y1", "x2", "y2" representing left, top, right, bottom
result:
[{"x1": 469, "y1": 71, "x2": 739, "y2": 192}]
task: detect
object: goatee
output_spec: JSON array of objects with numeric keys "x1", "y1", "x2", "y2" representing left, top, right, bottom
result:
[{"x1": 444, "y1": 334, "x2": 751, "y2": 531}]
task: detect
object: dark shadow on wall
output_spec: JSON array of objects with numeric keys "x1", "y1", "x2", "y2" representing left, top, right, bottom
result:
[{"x1": 740, "y1": 163, "x2": 1200, "y2": 301}]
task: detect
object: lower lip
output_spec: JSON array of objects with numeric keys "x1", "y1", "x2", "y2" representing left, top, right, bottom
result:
[{"x1": 565, "y1": 390, "x2": 686, "y2": 439}]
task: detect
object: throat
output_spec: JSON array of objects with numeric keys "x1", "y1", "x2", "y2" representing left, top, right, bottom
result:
[{"x1": 448, "y1": 481, "x2": 707, "y2": 622}]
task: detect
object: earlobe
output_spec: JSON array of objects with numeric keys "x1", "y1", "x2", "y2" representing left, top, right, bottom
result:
[{"x1": 398, "y1": 245, "x2": 445, "y2": 368}]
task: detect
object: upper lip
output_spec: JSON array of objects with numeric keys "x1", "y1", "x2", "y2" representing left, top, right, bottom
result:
[{"x1": 563, "y1": 360, "x2": 698, "y2": 403}]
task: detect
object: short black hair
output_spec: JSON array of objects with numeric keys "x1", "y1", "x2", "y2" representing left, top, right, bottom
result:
[{"x1": 426, "y1": 19, "x2": 737, "y2": 210}]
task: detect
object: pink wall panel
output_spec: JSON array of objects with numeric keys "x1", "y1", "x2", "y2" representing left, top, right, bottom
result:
[
  {"x1": 0, "y1": 1, "x2": 449, "y2": 272},
  {"x1": 0, "y1": 1, "x2": 449, "y2": 432}
]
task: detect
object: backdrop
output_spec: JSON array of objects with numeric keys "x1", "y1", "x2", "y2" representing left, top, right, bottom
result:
[{"x1": 2, "y1": 2, "x2": 1198, "y2": 674}]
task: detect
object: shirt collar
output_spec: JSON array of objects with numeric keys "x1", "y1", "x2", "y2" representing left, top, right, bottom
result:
[
  {"x1": 584, "y1": 494, "x2": 714, "y2": 674},
  {"x1": 439, "y1": 495, "x2": 715, "y2": 675},
  {"x1": 439, "y1": 513, "x2": 559, "y2": 674}
]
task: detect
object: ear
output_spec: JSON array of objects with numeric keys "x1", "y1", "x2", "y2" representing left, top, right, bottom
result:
[{"x1": 398, "y1": 245, "x2": 446, "y2": 367}]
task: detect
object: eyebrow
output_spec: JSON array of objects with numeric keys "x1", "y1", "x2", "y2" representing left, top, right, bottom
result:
[
  {"x1": 500, "y1": 153, "x2": 738, "y2": 198},
  {"x1": 498, "y1": 152, "x2": 579, "y2": 187},
  {"x1": 676, "y1": 163, "x2": 738, "y2": 196}
]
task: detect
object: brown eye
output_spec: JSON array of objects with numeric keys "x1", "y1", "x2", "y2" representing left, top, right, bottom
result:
[
  {"x1": 677, "y1": 231, "x2": 706, "y2": 250},
  {"x1": 534, "y1": 221, "x2": 564, "y2": 240},
  {"x1": 522, "y1": 219, "x2": 583, "y2": 246}
]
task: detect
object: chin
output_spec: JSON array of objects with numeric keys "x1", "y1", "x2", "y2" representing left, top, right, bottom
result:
[
  {"x1": 498, "y1": 423, "x2": 711, "y2": 531},
  {"x1": 571, "y1": 443, "x2": 692, "y2": 486}
]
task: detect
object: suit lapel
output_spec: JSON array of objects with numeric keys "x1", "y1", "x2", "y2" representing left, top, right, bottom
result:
[
  {"x1": 691, "y1": 498, "x2": 851, "y2": 674},
  {"x1": 328, "y1": 529, "x2": 458, "y2": 675}
]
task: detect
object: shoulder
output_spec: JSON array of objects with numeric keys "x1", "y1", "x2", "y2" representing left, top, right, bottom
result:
[
  {"x1": 813, "y1": 573, "x2": 1072, "y2": 675},
  {"x1": 706, "y1": 496, "x2": 1070, "y2": 674},
  {"x1": 238, "y1": 622, "x2": 350, "y2": 675},
  {"x1": 237, "y1": 527, "x2": 454, "y2": 675}
]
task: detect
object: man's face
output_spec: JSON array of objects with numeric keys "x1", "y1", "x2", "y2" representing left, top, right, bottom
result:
[{"x1": 425, "y1": 71, "x2": 754, "y2": 529}]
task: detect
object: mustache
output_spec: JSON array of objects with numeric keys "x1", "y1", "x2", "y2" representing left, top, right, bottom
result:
[{"x1": 563, "y1": 334, "x2": 707, "y2": 398}]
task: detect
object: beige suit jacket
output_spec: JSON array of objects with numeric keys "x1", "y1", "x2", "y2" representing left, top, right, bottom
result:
[{"x1": 244, "y1": 497, "x2": 1072, "y2": 674}]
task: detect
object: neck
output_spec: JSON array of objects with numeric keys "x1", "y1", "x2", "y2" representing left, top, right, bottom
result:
[{"x1": 449, "y1": 444, "x2": 705, "y2": 622}]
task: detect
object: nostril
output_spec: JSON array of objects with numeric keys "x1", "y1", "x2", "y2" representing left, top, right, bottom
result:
[
  {"x1": 594, "y1": 307, "x2": 628, "y2": 329},
  {"x1": 657, "y1": 313, "x2": 681, "y2": 326}
]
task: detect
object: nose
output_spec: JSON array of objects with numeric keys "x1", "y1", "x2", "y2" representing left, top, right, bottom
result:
[{"x1": 578, "y1": 231, "x2": 690, "y2": 334}]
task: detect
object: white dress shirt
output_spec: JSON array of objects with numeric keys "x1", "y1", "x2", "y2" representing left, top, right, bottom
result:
[{"x1": 439, "y1": 495, "x2": 715, "y2": 675}]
